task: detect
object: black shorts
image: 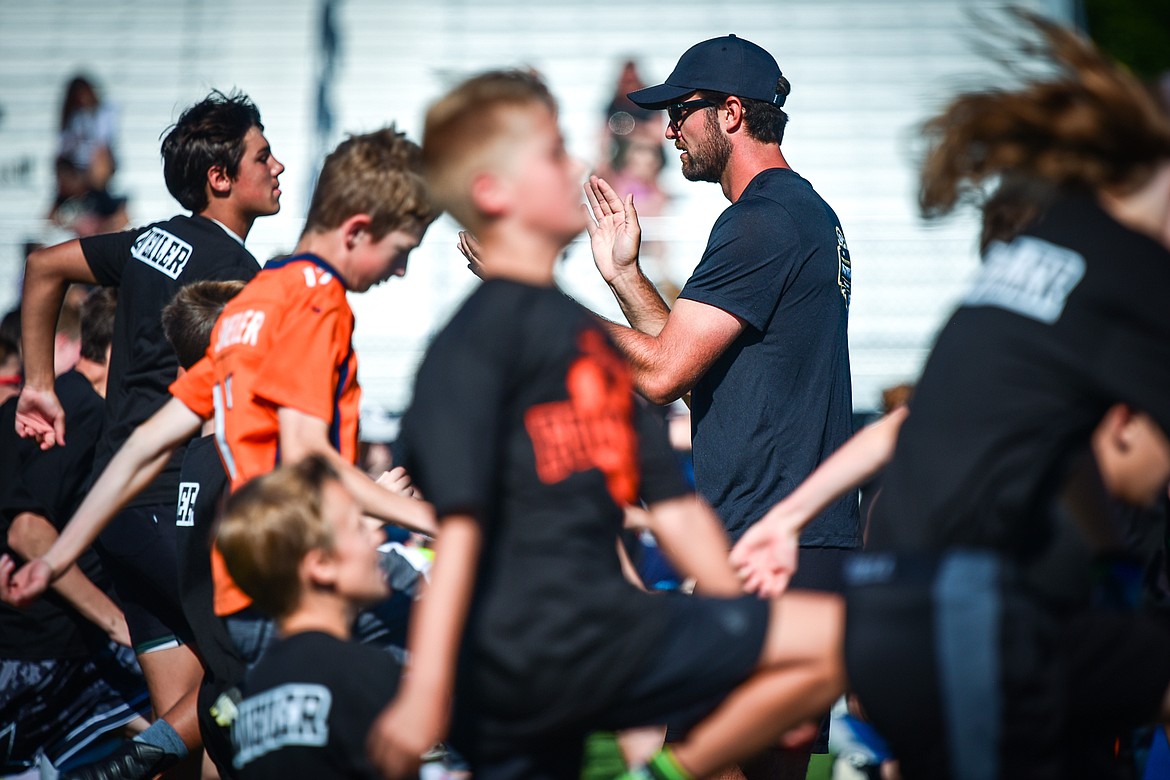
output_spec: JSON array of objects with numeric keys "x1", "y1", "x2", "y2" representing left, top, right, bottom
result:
[
  {"x1": 97, "y1": 503, "x2": 192, "y2": 653},
  {"x1": 844, "y1": 550, "x2": 1170, "y2": 780},
  {"x1": 663, "y1": 546, "x2": 854, "y2": 751},
  {"x1": 453, "y1": 593, "x2": 769, "y2": 780},
  {"x1": 0, "y1": 644, "x2": 151, "y2": 773}
]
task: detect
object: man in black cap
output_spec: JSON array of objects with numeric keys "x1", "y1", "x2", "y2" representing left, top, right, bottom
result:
[{"x1": 584, "y1": 34, "x2": 858, "y2": 778}]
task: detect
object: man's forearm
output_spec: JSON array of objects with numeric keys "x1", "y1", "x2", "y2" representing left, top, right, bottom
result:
[
  {"x1": 21, "y1": 261, "x2": 71, "y2": 390},
  {"x1": 607, "y1": 269, "x2": 671, "y2": 337}
]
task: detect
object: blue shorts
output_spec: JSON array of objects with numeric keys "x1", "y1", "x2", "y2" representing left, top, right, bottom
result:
[{"x1": 0, "y1": 643, "x2": 150, "y2": 773}]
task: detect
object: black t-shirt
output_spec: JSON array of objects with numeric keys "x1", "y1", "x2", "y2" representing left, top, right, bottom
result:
[
  {"x1": 398, "y1": 280, "x2": 691, "y2": 731},
  {"x1": 678, "y1": 167, "x2": 858, "y2": 545},
  {"x1": 175, "y1": 433, "x2": 244, "y2": 684},
  {"x1": 231, "y1": 631, "x2": 400, "y2": 780},
  {"x1": 81, "y1": 214, "x2": 260, "y2": 506},
  {"x1": 870, "y1": 194, "x2": 1170, "y2": 557},
  {"x1": 0, "y1": 371, "x2": 111, "y2": 660}
]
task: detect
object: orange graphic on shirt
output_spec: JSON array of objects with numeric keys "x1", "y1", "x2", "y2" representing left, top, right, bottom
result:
[{"x1": 525, "y1": 329, "x2": 640, "y2": 504}]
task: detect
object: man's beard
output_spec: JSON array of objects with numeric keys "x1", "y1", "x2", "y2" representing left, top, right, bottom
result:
[{"x1": 680, "y1": 110, "x2": 731, "y2": 183}]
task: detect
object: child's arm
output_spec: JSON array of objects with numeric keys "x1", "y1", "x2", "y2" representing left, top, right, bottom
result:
[
  {"x1": 0, "y1": 397, "x2": 202, "y2": 607},
  {"x1": 368, "y1": 513, "x2": 481, "y2": 779},
  {"x1": 16, "y1": 240, "x2": 97, "y2": 448},
  {"x1": 6, "y1": 511, "x2": 130, "y2": 646},
  {"x1": 277, "y1": 408, "x2": 438, "y2": 537},
  {"x1": 730, "y1": 406, "x2": 908, "y2": 597},
  {"x1": 644, "y1": 493, "x2": 743, "y2": 598}
]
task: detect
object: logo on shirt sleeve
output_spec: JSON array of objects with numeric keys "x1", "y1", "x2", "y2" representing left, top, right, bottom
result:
[
  {"x1": 964, "y1": 237, "x2": 1086, "y2": 324},
  {"x1": 177, "y1": 482, "x2": 200, "y2": 527},
  {"x1": 836, "y1": 226, "x2": 852, "y2": 307},
  {"x1": 130, "y1": 227, "x2": 193, "y2": 280}
]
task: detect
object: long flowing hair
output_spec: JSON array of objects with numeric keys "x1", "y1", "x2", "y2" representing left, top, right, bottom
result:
[{"x1": 920, "y1": 11, "x2": 1170, "y2": 225}]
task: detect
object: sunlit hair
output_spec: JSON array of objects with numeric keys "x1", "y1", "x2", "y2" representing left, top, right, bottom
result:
[
  {"x1": 161, "y1": 90, "x2": 263, "y2": 213},
  {"x1": 79, "y1": 287, "x2": 116, "y2": 364},
  {"x1": 304, "y1": 127, "x2": 438, "y2": 240},
  {"x1": 162, "y1": 280, "x2": 246, "y2": 369},
  {"x1": 920, "y1": 11, "x2": 1170, "y2": 221},
  {"x1": 423, "y1": 69, "x2": 557, "y2": 231},
  {"x1": 217, "y1": 455, "x2": 341, "y2": 618}
]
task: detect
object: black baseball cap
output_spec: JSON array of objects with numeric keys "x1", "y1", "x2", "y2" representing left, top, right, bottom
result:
[{"x1": 628, "y1": 34, "x2": 787, "y2": 110}]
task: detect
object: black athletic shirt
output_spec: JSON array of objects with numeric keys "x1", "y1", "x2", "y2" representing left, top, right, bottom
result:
[
  {"x1": 869, "y1": 194, "x2": 1170, "y2": 557},
  {"x1": 231, "y1": 631, "x2": 400, "y2": 779},
  {"x1": 0, "y1": 371, "x2": 111, "y2": 659},
  {"x1": 80, "y1": 215, "x2": 260, "y2": 506},
  {"x1": 175, "y1": 434, "x2": 244, "y2": 684},
  {"x1": 398, "y1": 279, "x2": 692, "y2": 730},
  {"x1": 678, "y1": 167, "x2": 858, "y2": 545}
]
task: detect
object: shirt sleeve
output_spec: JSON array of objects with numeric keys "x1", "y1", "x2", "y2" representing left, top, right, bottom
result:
[
  {"x1": 399, "y1": 322, "x2": 511, "y2": 522},
  {"x1": 170, "y1": 355, "x2": 217, "y2": 419},
  {"x1": 79, "y1": 228, "x2": 139, "y2": 287},
  {"x1": 249, "y1": 299, "x2": 348, "y2": 424},
  {"x1": 2, "y1": 391, "x2": 103, "y2": 527},
  {"x1": 678, "y1": 200, "x2": 802, "y2": 332},
  {"x1": 634, "y1": 404, "x2": 692, "y2": 505}
]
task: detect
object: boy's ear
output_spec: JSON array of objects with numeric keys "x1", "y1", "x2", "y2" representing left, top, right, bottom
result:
[
  {"x1": 470, "y1": 171, "x2": 509, "y2": 219},
  {"x1": 302, "y1": 547, "x2": 338, "y2": 589},
  {"x1": 341, "y1": 214, "x2": 374, "y2": 249},
  {"x1": 207, "y1": 165, "x2": 233, "y2": 197},
  {"x1": 1097, "y1": 403, "x2": 1142, "y2": 457}
]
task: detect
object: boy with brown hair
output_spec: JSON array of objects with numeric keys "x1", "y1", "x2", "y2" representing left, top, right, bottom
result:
[
  {"x1": 368, "y1": 70, "x2": 844, "y2": 780},
  {"x1": 217, "y1": 455, "x2": 400, "y2": 779},
  {"x1": 1, "y1": 126, "x2": 437, "y2": 646}
]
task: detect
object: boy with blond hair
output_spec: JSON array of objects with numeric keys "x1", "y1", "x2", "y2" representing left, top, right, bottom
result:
[
  {"x1": 217, "y1": 455, "x2": 400, "y2": 779},
  {"x1": 368, "y1": 70, "x2": 845, "y2": 780},
  {"x1": 1, "y1": 126, "x2": 438, "y2": 648}
]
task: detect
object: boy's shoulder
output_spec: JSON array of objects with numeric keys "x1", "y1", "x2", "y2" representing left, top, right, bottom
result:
[
  {"x1": 437, "y1": 279, "x2": 579, "y2": 349},
  {"x1": 218, "y1": 254, "x2": 351, "y2": 330},
  {"x1": 246, "y1": 631, "x2": 399, "y2": 694}
]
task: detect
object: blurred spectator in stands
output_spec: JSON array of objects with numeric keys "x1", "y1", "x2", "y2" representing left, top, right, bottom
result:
[
  {"x1": 49, "y1": 75, "x2": 127, "y2": 238},
  {"x1": 598, "y1": 60, "x2": 668, "y2": 218}
]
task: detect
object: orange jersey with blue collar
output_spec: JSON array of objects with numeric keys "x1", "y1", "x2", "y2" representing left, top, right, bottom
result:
[{"x1": 171, "y1": 253, "x2": 361, "y2": 615}]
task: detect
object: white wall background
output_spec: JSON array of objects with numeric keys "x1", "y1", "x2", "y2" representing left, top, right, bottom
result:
[{"x1": 0, "y1": 0, "x2": 1074, "y2": 413}]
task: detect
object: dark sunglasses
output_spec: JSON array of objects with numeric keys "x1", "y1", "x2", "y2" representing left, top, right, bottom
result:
[{"x1": 666, "y1": 97, "x2": 721, "y2": 128}]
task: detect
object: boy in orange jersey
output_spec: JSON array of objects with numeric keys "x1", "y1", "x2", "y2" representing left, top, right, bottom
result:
[{"x1": 1, "y1": 126, "x2": 438, "y2": 632}]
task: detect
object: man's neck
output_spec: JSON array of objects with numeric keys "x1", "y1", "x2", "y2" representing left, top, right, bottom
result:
[
  {"x1": 74, "y1": 357, "x2": 108, "y2": 398},
  {"x1": 721, "y1": 142, "x2": 791, "y2": 203},
  {"x1": 199, "y1": 202, "x2": 254, "y2": 242}
]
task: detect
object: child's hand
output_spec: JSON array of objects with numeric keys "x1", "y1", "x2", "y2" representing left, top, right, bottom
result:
[
  {"x1": 584, "y1": 175, "x2": 642, "y2": 284},
  {"x1": 457, "y1": 231, "x2": 485, "y2": 279},
  {"x1": 15, "y1": 385, "x2": 67, "y2": 449},
  {"x1": 0, "y1": 554, "x2": 53, "y2": 608},
  {"x1": 730, "y1": 516, "x2": 799, "y2": 598},
  {"x1": 377, "y1": 466, "x2": 423, "y2": 500}
]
